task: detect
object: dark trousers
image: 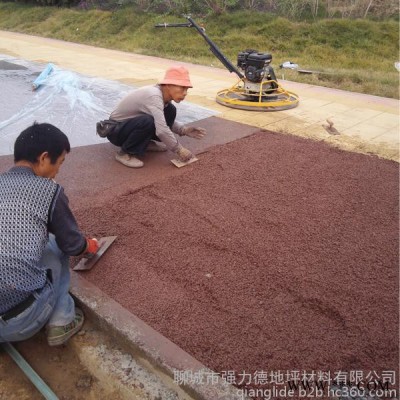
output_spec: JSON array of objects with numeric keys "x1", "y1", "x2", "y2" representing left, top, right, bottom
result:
[{"x1": 108, "y1": 103, "x2": 176, "y2": 155}]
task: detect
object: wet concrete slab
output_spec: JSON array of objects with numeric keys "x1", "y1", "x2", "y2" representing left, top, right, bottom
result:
[
  {"x1": 63, "y1": 129, "x2": 398, "y2": 398},
  {"x1": 0, "y1": 60, "x2": 28, "y2": 70},
  {"x1": 0, "y1": 117, "x2": 257, "y2": 208}
]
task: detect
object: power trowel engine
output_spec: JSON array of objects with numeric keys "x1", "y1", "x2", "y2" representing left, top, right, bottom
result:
[
  {"x1": 155, "y1": 16, "x2": 299, "y2": 111},
  {"x1": 237, "y1": 49, "x2": 278, "y2": 93}
]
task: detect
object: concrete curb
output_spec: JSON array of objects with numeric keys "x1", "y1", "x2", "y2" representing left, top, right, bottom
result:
[{"x1": 70, "y1": 272, "x2": 245, "y2": 400}]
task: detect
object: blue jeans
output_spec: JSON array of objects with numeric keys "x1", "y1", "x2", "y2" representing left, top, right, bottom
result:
[{"x1": 0, "y1": 235, "x2": 75, "y2": 343}]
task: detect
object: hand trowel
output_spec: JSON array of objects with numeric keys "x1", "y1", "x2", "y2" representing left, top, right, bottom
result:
[
  {"x1": 73, "y1": 236, "x2": 117, "y2": 271},
  {"x1": 170, "y1": 156, "x2": 198, "y2": 168}
]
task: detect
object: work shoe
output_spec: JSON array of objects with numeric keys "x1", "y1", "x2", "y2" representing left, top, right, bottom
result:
[
  {"x1": 47, "y1": 307, "x2": 84, "y2": 347},
  {"x1": 115, "y1": 151, "x2": 144, "y2": 168},
  {"x1": 146, "y1": 140, "x2": 167, "y2": 152}
]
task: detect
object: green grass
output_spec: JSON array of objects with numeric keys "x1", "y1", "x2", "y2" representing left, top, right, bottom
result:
[{"x1": 0, "y1": 4, "x2": 398, "y2": 98}]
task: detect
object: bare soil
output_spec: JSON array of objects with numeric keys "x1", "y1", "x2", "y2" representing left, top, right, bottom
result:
[{"x1": 0, "y1": 320, "x2": 123, "y2": 400}]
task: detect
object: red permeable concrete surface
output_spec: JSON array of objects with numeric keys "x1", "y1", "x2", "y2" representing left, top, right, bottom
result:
[
  {"x1": 1, "y1": 124, "x2": 398, "y2": 393},
  {"x1": 71, "y1": 130, "x2": 398, "y2": 389}
]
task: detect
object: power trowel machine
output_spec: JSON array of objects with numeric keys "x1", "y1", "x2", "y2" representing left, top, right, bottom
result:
[{"x1": 155, "y1": 16, "x2": 299, "y2": 111}]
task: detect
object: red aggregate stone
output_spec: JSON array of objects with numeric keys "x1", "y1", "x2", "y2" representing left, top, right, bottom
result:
[{"x1": 54, "y1": 130, "x2": 400, "y2": 391}]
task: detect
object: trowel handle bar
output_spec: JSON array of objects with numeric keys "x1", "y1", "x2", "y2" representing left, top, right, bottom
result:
[
  {"x1": 154, "y1": 16, "x2": 244, "y2": 80},
  {"x1": 154, "y1": 22, "x2": 192, "y2": 28}
]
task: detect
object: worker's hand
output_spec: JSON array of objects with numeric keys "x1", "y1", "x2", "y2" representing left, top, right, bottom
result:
[
  {"x1": 85, "y1": 238, "x2": 99, "y2": 256},
  {"x1": 176, "y1": 146, "x2": 194, "y2": 162},
  {"x1": 183, "y1": 126, "x2": 206, "y2": 139}
]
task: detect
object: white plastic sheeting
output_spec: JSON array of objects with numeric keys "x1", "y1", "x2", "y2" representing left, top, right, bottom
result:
[{"x1": 0, "y1": 55, "x2": 218, "y2": 156}]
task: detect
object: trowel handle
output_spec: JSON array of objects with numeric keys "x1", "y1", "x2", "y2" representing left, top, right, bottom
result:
[{"x1": 84, "y1": 237, "x2": 100, "y2": 256}]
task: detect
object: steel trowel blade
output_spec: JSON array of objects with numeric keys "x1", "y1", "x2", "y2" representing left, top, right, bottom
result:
[{"x1": 73, "y1": 236, "x2": 117, "y2": 271}]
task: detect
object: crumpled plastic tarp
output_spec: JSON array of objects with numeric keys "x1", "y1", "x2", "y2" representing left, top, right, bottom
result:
[
  {"x1": 0, "y1": 56, "x2": 217, "y2": 156},
  {"x1": 280, "y1": 61, "x2": 299, "y2": 70},
  {"x1": 32, "y1": 63, "x2": 54, "y2": 90}
]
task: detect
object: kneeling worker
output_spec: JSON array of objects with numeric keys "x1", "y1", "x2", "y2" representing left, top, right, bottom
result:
[
  {"x1": 107, "y1": 65, "x2": 206, "y2": 168},
  {"x1": 0, "y1": 122, "x2": 99, "y2": 346}
]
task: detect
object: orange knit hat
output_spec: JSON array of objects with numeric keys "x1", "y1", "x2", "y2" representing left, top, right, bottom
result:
[{"x1": 159, "y1": 65, "x2": 193, "y2": 88}]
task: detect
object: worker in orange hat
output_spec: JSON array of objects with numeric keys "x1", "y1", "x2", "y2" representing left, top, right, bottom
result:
[{"x1": 105, "y1": 65, "x2": 206, "y2": 168}]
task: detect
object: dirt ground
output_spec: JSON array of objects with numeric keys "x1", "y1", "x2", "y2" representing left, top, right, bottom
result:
[{"x1": 0, "y1": 320, "x2": 126, "y2": 400}]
